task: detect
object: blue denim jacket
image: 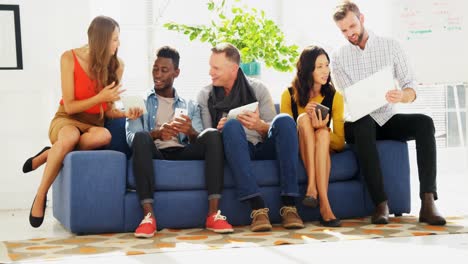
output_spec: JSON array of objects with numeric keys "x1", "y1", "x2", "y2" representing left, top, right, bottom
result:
[{"x1": 125, "y1": 88, "x2": 203, "y2": 147}]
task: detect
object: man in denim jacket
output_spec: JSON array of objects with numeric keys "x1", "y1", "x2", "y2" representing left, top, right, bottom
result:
[{"x1": 126, "y1": 46, "x2": 233, "y2": 238}]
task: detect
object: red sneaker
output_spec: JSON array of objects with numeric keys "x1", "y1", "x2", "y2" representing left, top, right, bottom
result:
[
  {"x1": 206, "y1": 210, "x2": 234, "y2": 233},
  {"x1": 134, "y1": 213, "x2": 157, "y2": 238}
]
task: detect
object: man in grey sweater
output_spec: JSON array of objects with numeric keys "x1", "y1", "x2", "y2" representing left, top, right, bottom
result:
[{"x1": 197, "y1": 43, "x2": 304, "y2": 232}]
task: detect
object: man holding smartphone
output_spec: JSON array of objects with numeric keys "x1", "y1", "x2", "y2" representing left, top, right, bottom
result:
[{"x1": 126, "y1": 46, "x2": 233, "y2": 238}]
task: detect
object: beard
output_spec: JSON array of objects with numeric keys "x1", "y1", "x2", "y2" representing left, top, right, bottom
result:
[{"x1": 348, "y1": 27, "x2": 365, "y2": 46}]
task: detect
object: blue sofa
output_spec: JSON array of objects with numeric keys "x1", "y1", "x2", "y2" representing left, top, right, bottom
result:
[{"x1": 53, "y1": 116, "x2": 411, "y2": 234}]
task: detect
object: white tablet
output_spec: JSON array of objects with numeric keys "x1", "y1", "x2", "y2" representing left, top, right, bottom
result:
[
  {"x1": 120, "y1": 95, "x2": 147, "y2": 114},
  {"x1": 227, "y1": 101, "x2": 259, "y2": 120}
]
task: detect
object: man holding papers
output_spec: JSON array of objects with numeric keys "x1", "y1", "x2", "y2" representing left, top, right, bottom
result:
[
  {"x1": 331, "y1": 1, "x2": 445, "y2": 225},
  {"x1": 197, "y1": 43, "x2": 304, "y2": 232}
]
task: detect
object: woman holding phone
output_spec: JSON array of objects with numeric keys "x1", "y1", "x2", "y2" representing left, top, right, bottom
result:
[
  {"x1": 280, "y1": 45, "x2": 345, "y2": 227},
  {"x1": 22, "y1": 16, "x2": 142, "y2": 228}
]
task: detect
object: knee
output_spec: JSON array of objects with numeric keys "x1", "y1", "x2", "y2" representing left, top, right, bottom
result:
[
  {"x1": 132, "y1": 131, "x2": 151, "y2": 148},
  {"x1": 97, "y1": 128, "x2": 112, "y2": 145},
  {"x1": 272, "y1": 114, "x2": 296, "y2": 132},
  {"x1": 199, "y1": 128, "x2": 222, "y2": 143},
  {"x1": 223, "y1": 119, "x2": 243, "y2": 135},
  {"x1": 353, "y1": 116, "x2": 375, "y2": 136},
  {"x1": 417, "y1": 115, "x2": 435, "y2": 135},
  {"x1": 297, "y1": 113, "x2": 311, "y2": 131}
]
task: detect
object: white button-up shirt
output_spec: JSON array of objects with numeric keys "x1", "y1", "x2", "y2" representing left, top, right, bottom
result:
[{"x1": 331, "y1": 30, "x2": 416, "y2": 126}]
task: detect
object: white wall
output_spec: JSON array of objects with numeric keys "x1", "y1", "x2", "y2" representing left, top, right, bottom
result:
[
  {"x1": 0, "y1": 0, "x2": 154, "y2": 210},
  {"x1": 0, "y1": 0, "x2": 90, "y2": 210}
]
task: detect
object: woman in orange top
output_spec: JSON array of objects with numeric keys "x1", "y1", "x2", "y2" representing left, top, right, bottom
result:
[
  {"x1": 22, "y1": 16, "x2": 142, "y2": 228},
  {"x1": 281, "y1": 46, "x2": 344, "y2": 227}
]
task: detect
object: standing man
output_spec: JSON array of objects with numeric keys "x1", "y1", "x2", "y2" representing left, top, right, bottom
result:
[
  {"x1": 331, "y1": 1, "x2": 445, "y2": 225},
  {"x1": 126, "y1": 46, "x2": 233, "y2": 238},
  {"x1": 197, "y1": 43, "x2": 304, "y2": 232}
]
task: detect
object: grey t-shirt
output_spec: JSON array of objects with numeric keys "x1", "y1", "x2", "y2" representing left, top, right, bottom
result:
[
  {"x1": 154, "y1": 95, "x2": 183, "y2": 149},
  {"x1": 197, "y1": 77, "x2": 276, "y2": 145}
]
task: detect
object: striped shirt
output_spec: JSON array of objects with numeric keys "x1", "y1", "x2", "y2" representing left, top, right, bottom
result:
[{"x1": 331, "y1": 30, "x2": 416, "y2": 126}]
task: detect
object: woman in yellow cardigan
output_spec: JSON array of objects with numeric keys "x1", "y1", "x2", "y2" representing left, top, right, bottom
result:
[{"x1": 280, "y1": 46, "x2": 344, "y2": 227}]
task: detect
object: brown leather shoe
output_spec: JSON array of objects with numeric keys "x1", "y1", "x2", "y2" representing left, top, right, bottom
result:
[
  {"x1": 250, "y1": 208, "x2": 272, "y2": 232},
  {"x1": 280, "y1": 206, "x2": 304, "y2": 229},
  {"x1": 371, "y1": 201, "x2": 389, "y2": 224},
  {"x1": 419, "y1": 193, "x2": 446, "y2": 226}
]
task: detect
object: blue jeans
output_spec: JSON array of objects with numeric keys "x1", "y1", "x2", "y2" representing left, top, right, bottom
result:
[{"x1": 222, "y1": 114, "x2": 300, "y2": 201}]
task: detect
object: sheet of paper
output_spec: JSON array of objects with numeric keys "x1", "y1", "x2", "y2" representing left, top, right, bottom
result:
[{"x1": 345, "y1": 66, "x2": 394, "y2": 122}]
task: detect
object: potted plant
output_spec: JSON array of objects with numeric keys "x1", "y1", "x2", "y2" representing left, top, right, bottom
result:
[{"x1": 163, "y1": 0, "x2": 299, "y2": 75}]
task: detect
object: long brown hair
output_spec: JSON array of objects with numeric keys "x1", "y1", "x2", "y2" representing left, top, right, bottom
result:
[
  {"x1": 291, "y1": 46, "x2": 335, "y2": 107},
  {"x1": 87, "y1": 16, "x2": 120, "y2": 92}
]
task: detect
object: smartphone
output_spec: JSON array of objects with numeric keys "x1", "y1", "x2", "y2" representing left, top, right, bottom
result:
[
  {"x1": 174, "y1": 108, "x2": 188, "y2": 118},
  {"x1": 315, "y1": 103, "x2": 330, "y2": 118}
]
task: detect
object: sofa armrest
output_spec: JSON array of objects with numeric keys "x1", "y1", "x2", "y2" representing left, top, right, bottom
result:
[
  {"x1": 361, "y1": 140, "x2": 411, "y2": 214},
  {"x1": 52, "y1": 150, "x2": 127, "y2": 234}
]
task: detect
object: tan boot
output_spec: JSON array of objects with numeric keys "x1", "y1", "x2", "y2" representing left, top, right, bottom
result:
[
  {"x1": 280, "y1": 206, "x2": 304, "y2": 229},
  {"x1": 250, "y1": 208, "x2": 272, "y2": 232}
]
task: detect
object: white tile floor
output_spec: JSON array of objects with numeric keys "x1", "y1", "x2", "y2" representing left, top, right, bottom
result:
[{"x1": 1, "y1": 148, "x2": 467, "y2": 263}]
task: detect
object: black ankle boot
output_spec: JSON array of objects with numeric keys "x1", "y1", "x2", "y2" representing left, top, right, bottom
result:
[
  {"x1": 29, "y1": 195, "x2": 47, "y2": 228},
  {"x1": 371, "y1": 201, "x2": 389, "y2": 224},
  {"x1": 419, "y1": 193, "x2": 446, "y2": 226}
]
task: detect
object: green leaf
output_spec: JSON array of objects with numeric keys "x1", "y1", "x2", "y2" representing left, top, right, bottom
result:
[
  {"x1": 189, "y1": 32, "x2": 199, "y2": 41},
  {"x1": 207, "y1": 1, "x2": 214, "y2": 10},
  {"x1": 201, "y1": 32, "x2": 209, "y2": 42}
]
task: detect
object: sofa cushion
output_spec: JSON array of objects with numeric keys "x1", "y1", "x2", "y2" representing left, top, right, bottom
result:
[{"x1": 328, "y1": 148, "x2": 359, "y2": 182}]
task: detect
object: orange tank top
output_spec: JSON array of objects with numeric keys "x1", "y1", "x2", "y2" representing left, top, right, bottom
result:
[{"x1": 60, "y1": 50, "x2": 108, "y2": 114}]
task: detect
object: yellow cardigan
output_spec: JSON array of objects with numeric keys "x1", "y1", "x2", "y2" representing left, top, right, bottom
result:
[{"x1": 280, "y1": 89, "x2": 345, "y2": 152}]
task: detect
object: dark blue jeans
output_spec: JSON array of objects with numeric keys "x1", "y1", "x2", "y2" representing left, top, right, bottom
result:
[{"x1": 222, "y1": 114, "x2": 300, "y2": 201}]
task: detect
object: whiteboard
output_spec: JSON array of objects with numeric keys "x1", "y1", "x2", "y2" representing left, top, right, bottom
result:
[
  {"x1": 391, "y1": 0, "x2": 468, "y2": 84},
  {"x1": 279, "y1": 0, "x2": 466, "y2": 84}
]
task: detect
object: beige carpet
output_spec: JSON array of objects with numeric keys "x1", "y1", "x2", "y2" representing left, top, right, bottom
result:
[{"x1": 1, "y1": 215, "x2": 467, "y2": 263}]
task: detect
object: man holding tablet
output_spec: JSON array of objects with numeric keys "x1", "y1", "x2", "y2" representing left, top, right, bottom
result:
[
  {"x1": 197, "y1": 43, "x2": 304, "y2": 232},
  {"x1": 126, "y1": 46, "x2": 233, "y2": 238},
  {"x1": 331, "y1": 1, "x2": 445, "y2": 225}
]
